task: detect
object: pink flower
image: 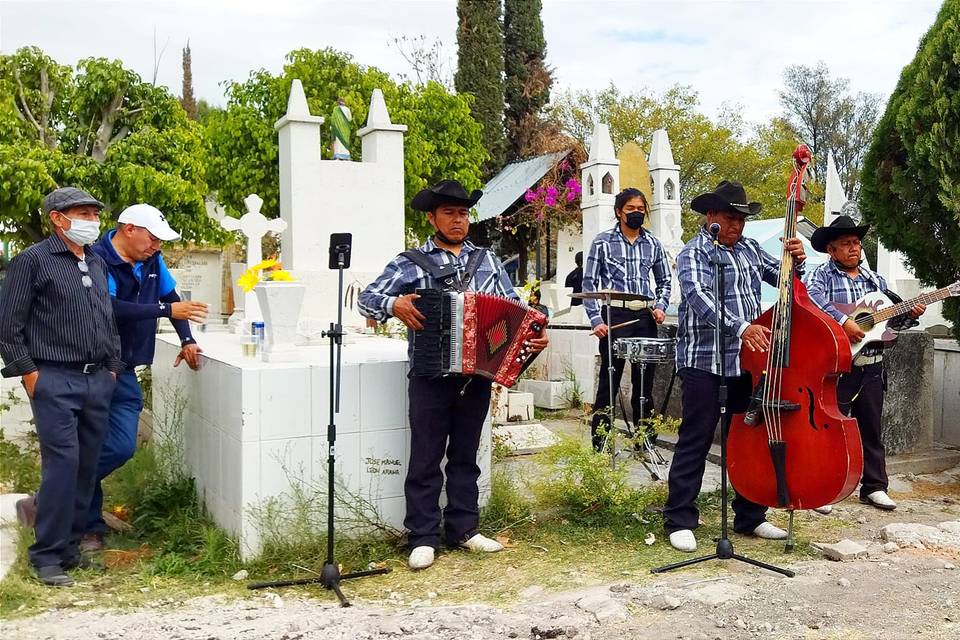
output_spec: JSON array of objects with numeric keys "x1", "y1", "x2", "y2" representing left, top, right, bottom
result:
[
  {"x1": 524, "y1": 189, "x2": 537, "y2": 203},
  {"x1": 565, "y1": 178, "x2": 581, "y2": 194},
  {"x1": 565, "y1": 191, "x2": 577, "y2": 202},
  {"x1": 545, "y1": 195, "x2": 557, "y2": 207},
  {"x1": 546, "y1": 186, "x2": 559, "y2": 199}
]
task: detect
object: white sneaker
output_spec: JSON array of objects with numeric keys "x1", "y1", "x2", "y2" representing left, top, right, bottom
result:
[
  {"x1": 408, "y1": 546, "x2": 435, "y2": 570},
  {"x1": 752, "y1": 522, "x2": 788, "y2": 539},
  {"x1": 459, "y1": 533, "x2": 504, "y2": 553},
  {"x1": 668, "y1": 529, "x2": 697, "y2": 552},
  {"x1": 813, "y1": 505, "x2": 833, "y2": 515},
  {"x1": 861, "y1": 490, "x2": 897, "y2": 511}
]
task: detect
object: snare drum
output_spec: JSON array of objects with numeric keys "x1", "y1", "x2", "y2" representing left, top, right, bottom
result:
[{"x1": 613, "y1": 337, "x2": 677, "y2": 364}]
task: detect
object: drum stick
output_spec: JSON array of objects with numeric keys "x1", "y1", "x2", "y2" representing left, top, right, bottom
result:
[{"x1": 609, "y1": 318, "x2": 641, "y2": 331}]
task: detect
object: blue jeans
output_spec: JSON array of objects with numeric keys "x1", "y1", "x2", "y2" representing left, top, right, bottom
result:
[
  {"x1": 28, "y1": 366, "x2": 115, "y2": 569},
  {"x1": 85, "y1": 369, "x2": 143, "y2": 535}
]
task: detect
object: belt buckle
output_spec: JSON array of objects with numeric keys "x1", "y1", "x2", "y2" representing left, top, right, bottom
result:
[{"x1": 82, "y1": 363, "x2": 97, "y2": 374}]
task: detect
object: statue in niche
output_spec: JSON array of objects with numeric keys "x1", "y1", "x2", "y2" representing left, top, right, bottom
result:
[
  {"x1": 330, "y1": 97, "x2": 353, "y2": 160},
  {"x1": 665, "y1": 178, "x2": 676, "y2": 201}
]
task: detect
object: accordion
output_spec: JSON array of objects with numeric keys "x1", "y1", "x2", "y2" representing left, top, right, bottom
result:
[{"x1": 411, "y1": 289, "x2": 548, "y2": 388}]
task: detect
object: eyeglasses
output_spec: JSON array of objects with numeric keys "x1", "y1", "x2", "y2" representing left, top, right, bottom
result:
[{"x1": 77, "y1": 260, "x2": 92, "y2": 288}]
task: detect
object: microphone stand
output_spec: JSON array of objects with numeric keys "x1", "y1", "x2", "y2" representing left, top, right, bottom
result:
[
  {"x1": 652, "y1": 227, "x2": 793, "y2": 578},
  {"x1": 248, "y1": 245, "x2": 391, "y2": 605}
]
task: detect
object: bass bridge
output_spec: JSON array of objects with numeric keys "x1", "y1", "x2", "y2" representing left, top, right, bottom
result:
[{"x1": 742, "y1": 372, "x2": 801, "y2": 426}]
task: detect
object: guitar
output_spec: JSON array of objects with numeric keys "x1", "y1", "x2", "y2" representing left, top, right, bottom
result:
[{"x1": 833, "y1": 280, "x2": 960, "y2": 357}]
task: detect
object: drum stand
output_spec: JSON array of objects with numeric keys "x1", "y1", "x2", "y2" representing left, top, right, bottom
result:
[
  {"x1": 599, "y1": 294, "x2": 620, "y2": 469},
  {"x1": 614, "y1": 365, "x2": 667, "y2": 480}
]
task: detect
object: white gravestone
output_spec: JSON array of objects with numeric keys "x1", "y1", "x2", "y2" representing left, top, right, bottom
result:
[{"x1": 168, "y1": 250, "x2": 223, "y2": 314}]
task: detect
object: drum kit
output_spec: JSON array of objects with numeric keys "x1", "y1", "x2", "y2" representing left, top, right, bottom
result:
[{"x1": 570, "y1": 290, "x2": 678, "y2": 480}]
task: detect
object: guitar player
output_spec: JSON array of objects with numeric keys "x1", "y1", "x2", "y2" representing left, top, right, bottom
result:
[{"x1": 804, "y1": 215, "x2": 925, "y2": 512}]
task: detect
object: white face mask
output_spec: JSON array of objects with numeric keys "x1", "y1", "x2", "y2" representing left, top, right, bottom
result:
[{"x1": 61, "y1": 217, "x2": 101, "y2": 246}]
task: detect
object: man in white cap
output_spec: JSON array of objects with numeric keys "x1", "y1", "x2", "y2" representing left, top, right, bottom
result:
[{"x1": 79, "y1": 204, "x2": 208, "y2": 550}]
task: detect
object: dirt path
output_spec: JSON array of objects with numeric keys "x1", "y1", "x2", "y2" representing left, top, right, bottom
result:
[{"x1": 3, "y1": 483, "x2": 958, "y2": 640}]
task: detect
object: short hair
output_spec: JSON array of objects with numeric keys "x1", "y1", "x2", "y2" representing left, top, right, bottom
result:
[
  {"x1": 615, "y1": 188, "x2": 647, "y2": 212},
  {"x1": 574, "y1": 251, "x2": 583, "y2": 267}
]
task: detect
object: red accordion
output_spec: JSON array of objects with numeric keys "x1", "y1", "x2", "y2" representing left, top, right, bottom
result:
[{"x1": 411, "y1": 289, "x2": 548, "y2": 388}]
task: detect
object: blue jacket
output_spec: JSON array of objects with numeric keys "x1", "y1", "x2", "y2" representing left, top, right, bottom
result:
[{"x1": 91, "y1": 230, "x2": 194, "y2": 367}]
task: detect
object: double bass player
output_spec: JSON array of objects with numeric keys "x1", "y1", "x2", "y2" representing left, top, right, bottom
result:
[{"x1": 663, "y1": 181, "x2": 807, "y2": 552}]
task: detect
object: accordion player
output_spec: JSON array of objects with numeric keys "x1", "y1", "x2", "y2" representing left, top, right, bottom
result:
[{"x1": 410, "y1": 288, "x2": 547, "y2": 388}]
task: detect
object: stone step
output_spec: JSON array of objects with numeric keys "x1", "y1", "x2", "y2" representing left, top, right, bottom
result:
[{"x1": 886, "y1": 445, "x2": 960, "y2": 475}]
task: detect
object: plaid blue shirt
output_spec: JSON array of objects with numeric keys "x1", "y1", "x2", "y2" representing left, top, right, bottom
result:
[
  {"x1": 803, "y1": 260, "x2": 887, "y2": 325},
  {"x1": 358, "y1": 238, "x2": 518, "y2": 322},
  {"x1": 582, "y1": 225, "x2": 672, "y2": 328},
  {"x1": 676, "y1": 227, "x2": 787, "y2": 376}
]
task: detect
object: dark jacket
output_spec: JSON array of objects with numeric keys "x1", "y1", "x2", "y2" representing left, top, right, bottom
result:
[{"x1": 90, "y1": 230, "x2": 194, "y2": 367}]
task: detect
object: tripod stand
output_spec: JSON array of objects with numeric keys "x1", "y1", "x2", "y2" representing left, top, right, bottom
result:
[
  {"x1": 248, "y1": 233, "x2": 391, "y2": 605},
  {"x1": 652, "y1": 227, "x2": 793, "y2": 578}
]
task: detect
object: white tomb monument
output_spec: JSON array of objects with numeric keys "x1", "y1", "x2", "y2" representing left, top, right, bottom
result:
[{"x1": 151, "y1": 80, "x2": 492, "y2": 558}]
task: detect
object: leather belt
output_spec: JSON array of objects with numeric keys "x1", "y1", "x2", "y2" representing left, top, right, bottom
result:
[
  {"x1": 608, "y1": 300, "x2": 652, "y2": 311},
  {"x1": 34, "y1": 360, "x2": 106, "y2": 374},
  {"x1": 852, "y1": 353, "x2": 883, "y2": 367}
]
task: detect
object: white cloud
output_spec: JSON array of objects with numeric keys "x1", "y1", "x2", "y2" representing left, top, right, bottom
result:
[{"x1": 0, "y1": 0, "x2": 943, "y2": 127}]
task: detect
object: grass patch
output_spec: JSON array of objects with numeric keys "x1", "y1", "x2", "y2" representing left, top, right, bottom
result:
[{"x1": 0, "y1": 393, "x2": 864, "y2": 618}]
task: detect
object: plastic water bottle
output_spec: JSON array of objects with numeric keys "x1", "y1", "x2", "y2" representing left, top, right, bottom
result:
[{"x1": 252, "y1": 321, "x2": 265, "y2": 355}]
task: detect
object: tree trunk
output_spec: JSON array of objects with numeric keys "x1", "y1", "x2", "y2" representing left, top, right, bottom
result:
[{"x1": 91, "y1": 90, "x2": 126, "y2": 163}]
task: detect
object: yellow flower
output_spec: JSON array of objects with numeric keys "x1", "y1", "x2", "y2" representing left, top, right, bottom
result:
[
  {"x1": 269, "y1": 269, "x2": 295, "y2": 282},
  {"x1": 257, "y1": 258, "x2": 279, "y2": 270},
  {"x1": 237, "y1": 271, "x2": 260, "y2": 293}
]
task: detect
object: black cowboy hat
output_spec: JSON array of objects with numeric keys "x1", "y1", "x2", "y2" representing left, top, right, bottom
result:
[
  {"x1": 411, "y1": 180, "x2": 483, "y2": 212},
  {"x1": 810, "y1": 215, "x2": 871, "y2": 253},
  {"x1": 691, "y1": 180, "x2": 762, "y2": 216}
]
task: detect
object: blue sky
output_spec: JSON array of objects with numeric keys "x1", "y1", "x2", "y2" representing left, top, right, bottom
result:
[{"x1": 0, "y1": 0, "x2": 944, "y2": 127}]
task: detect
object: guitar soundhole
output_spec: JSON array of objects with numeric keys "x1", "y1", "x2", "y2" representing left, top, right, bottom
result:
[{"x1": 855, "y1": 312, "x2": 874, "y2": 330}]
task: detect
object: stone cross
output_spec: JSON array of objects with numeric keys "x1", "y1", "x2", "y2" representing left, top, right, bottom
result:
[
  {"x1": 220, "y1": 194, "x2": 288, "y2": 328},
  {"x1": 220, "y1": 194, "x2": 288, "y2": 268}
]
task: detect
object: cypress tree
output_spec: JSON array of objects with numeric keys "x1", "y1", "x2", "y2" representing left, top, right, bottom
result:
[
  {"x1": 454, "y1": 0, "x2": 505, "y2": 176},
  {"x1": 859, "y1": 0, "x2": 960, "y2": 337},
  {"x1": 181, "y1": 41, "x2": 198, "y2": 121},
  {"x1": 503, "y1": 0, "x2": 552, "y2": 160}
]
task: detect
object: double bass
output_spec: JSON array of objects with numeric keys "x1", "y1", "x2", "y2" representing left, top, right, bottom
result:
[{"x1": 727, "y1": 145, "x2": 862, "y2": 540}]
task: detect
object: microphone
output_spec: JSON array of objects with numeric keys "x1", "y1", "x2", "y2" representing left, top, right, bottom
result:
[{"x1": 709, "y1": 223, "x2": 721, "y2": 238}]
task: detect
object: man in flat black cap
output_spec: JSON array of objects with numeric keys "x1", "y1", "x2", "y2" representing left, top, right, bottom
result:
[
  {"x1": 804, "y1": 215, "x2": 924, "y2": 512},
  {"x1": 0, "y1": 187, "x2": 123, "y2": 586},
  {"x1": 359, "y1": 180, "x2": 548, "y2": 570}
]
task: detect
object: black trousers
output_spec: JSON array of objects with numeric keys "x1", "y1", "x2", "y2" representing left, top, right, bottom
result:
[
  {"x1": 591, "y1": 307, "x2": 657, "y2": 451},
  {"x1": 27, "y1": 366, "x2": 115, "y2": 569},
  {"x1": 663, "y1": 367, "x2": 768, "y2": 535},
  {"x1": 405, "y1": 374, "x2": 492, "y2": 550},
  {"x1": 837, "y1": 362, "x2": 887, "y2": 497}
]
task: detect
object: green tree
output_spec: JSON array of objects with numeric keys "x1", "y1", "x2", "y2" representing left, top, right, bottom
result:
[
  {"x1": 206, "y1": 48, "x2": 487, "y2": 240},
  {"x1": 779, "y1": 62, "x2": 881, "y2": 197},
  {"x1": 548, "y1": 84, "x2": 803, "y2": 237},
  {"x1": 454, "y1": 0, "x2": 505, "y2": 175},
  {"x1": 503, "y1": 0, "x2": 552, "y2": 160},
  {"x1": 859, "y1": 0, "x2": 960, "y2": 337},
  {"x1": 0, "y1": 47, "x2": 213, "y2": 246}
]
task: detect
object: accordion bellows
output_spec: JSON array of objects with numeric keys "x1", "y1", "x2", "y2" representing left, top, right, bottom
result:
[{"x1": 411, "y1": 289, "x2": 548, "y2": 388}]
